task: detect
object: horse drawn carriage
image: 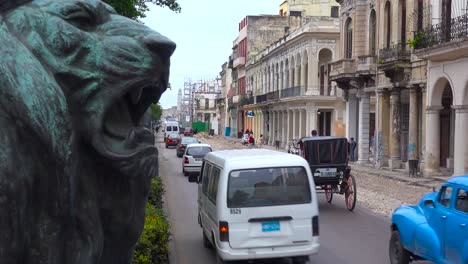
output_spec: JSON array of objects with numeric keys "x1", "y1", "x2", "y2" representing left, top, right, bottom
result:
[{"x1": 290, "y1": 136, "x2": 357, "y2": 211}]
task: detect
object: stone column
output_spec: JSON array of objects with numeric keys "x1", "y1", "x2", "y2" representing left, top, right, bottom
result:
[
  {"x1": 292, "y1": 109, "x2": 297, "y2": 139},
  {"x1": 453, "y1": 105, "x2": 468, "y2": 175},
  {"x1": 408, "y1": 86, "x2": 419, "y2": 161},
  {"x1": 389, "y1": 89, "x2": 401, "y2": 169},
  {"x1": 377, "y1": 90, "x2": 391, "y2": 168},
  {"x1": 284, "y1": 67, "x2": 289, "y2": 89},
  {"x1": 270, "y1": 67, "x2": 274, "y2": 93},
  {"x1": 308, "y1": 50, "x2": 318, "y2": 94},
  {"x1": 272, "y1": 111, "x2": 276, "y2": 146},
  {"x1": 310, "y1": 108, "x2": 318, "y2": 133},
  {"x1": 294, "y1": 64, "x2": 300, "y2": 87},
  {"x1": 357, "y1": 92, "x2": 370, "y2": 164},
  {"x1": 268, "y1": 110, "x2": 273, "y2": 145},
  {"x1": 301, "y1": 60, "x2": 307, "y2": 87},
  {"x1": 287, "y1": 110, "x2": 291, "y2": 147},
  {"x1": 424, "y1": 106, "x2": 443, "y2": 173},
  {"x1": 298, "y1": 109, "x2": 303, "y2": 138},
  {"x1": 281, "y1": 110, "x2": 286, "y2": 146},
  {"x1": 346, "y1": 91, "x2": 359, "y2": 139},
  {"x1": 289, "y1": 66, "x2": 294, "y2": 88}
]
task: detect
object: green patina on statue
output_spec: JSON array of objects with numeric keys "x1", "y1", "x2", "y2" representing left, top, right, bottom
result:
[{"x1": 0, "y1": 0, "x2": 175, "y2": 263}]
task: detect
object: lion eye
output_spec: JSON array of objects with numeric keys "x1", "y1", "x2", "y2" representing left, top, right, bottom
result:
[{"x1": 63, "y1": 6, "x2": 96, "y2": 29}]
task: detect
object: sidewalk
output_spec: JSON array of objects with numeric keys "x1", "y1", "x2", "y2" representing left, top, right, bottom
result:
[{"x1": 212, "y1": 135, "x2": 449, "y2": 190}]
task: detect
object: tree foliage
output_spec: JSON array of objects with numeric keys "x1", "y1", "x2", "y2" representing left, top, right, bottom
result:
[
  {"x1": 150, "y1": 103, "x2": 163, "y2": 121},
  {"x1": 104, "y1": 0, "x2": 181, "y2": 20}
]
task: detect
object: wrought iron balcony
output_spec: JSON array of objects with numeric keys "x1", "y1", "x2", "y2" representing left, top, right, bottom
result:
[
  {"x1": 266, "y1": 90, "x2": 279, "y2": 101},
  {"x1": 281, "y1": 86, "x2": 306, "y2": 98},
  {"x1": 256, "y1": 94, "x2": 267, "y2": 104},
  {"x1": 415, "y1": 14, "x2": 468, "y2": 49},
  {"x1": 378, "y1": 43, "x2": 410, "y2": 62}
]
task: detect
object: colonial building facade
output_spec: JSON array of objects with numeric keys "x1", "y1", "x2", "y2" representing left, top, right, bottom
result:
[
  {"x1": 414, "y1": 0, "x2": 468, "y2": 176},
  {"x1": 331, "y1": 0, "x2": 467, "y2": 176},
  {"x1": 244, "y1": 17, "x2": 346, "y2": 148}
]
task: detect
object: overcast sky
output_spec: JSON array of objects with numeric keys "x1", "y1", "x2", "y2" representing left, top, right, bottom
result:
[{"x1": 142, "y1": 0, "x2": 279, "y2": 109}]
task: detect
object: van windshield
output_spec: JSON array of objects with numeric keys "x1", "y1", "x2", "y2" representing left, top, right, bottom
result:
[{"x1": 227, "y1": 167, "x2": 311, "y2": 208}]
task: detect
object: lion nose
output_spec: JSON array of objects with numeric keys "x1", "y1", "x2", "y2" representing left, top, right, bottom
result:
[{"x1": 143, "y1": 35, "x2": 176, "y2": 61}]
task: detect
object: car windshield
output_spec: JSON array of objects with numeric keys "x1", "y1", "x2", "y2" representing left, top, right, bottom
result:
[
  {"x1": 227, "y1": 167, "x2": 311, "y2": 208},
  {"x1": 182, "y1": 138, "x2": 198, "y2": 144},
  {"x1": 186, "y1": 146, "x2": 212, "y2": 156},
  {"x1": 169, "y1": 134, "x2": 179, "y2": 139}
]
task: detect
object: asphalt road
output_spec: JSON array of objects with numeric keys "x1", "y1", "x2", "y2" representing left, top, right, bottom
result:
[{"x1": 157, "y1": 133, "x2": 393, "y2": 264}]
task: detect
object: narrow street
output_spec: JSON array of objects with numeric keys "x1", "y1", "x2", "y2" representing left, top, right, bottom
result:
[{"x1": 158, "y1": 132, "x2": 397, "y2": 264}]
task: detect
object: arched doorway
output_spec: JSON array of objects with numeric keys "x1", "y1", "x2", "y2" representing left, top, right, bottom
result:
[
  {"x1": 440, "y1": 83, "x2": 454, "y2": 168},
  {"x1": 318, "y1": 49, "x2": 333, "y2": 96}
]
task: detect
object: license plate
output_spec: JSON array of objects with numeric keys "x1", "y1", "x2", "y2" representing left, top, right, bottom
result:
[
  {"x1": 262, "y1": 221, "x2": 280, "y2": 232},
  {"x1": 195, "y1": 158, "x2": 202, "y2": 162},
  {"x1": 320, "y1": 168, "x2": 337, "y2": 177}
]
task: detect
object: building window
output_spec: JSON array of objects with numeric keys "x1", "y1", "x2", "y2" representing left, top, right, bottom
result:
[
  {"x1": 399, "y1": 0, "x2": 407, "y2": 46},
  {"x1": 345, "y1": 19, "x2": 353, "y2": 59},
  {"x1": 290, "y1": 11, "x2": 302, "y2": 17},
  {"x1": 384, "y1": 1, "x2": 391, "y2": 48},
  {"x1": 331, "y1": 6, "x2": 339, "y2": 18},
  {"x1": 417, "y1": 0, "x2": 423, "y2": 32},
  {"x1": 369, "y1": 10, "x2": 376, "y2": 55}
]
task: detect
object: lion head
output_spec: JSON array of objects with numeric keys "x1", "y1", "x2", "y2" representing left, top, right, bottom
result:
[{"x1": 0, "y1": 0, "x2": 175, "y2": 262}]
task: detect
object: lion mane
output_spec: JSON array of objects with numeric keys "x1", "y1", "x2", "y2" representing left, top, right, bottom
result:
[{"x1": 0, "y1": 0, "x2": 175, "y2": 263}]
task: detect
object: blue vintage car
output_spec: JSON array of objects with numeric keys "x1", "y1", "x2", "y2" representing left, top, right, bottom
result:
[{"x1": 389, "y1": 175, "x2": 468, "y2": 264}]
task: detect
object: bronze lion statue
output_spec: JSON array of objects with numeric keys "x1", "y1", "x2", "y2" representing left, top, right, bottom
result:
[{"x1": 0, "y1": 0, "x2": 175, "y2": 263}]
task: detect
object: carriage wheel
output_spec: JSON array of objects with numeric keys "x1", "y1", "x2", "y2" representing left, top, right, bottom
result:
[
  {"x1": 345, "y1": 174, "x2": 357, "y2": 211},
  {"x1": 324, "y1": 185, "x2": 333, "y2": 203}
]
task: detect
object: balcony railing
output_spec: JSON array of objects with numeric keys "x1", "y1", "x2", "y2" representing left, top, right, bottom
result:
[
  {"x1": 281, "y1": 86, "x2": 306, "y2": 98},
  {"x1": 240, "y1": 96, "x2": 253, "y2": 106},
  {"x1": 415, "y1": 14, "x2": 468, "y2": 49},
  {"x1": 379, "y1": 43, "x2": 410, "y2": 61},
  {"x1": 256, "y1": 94, "x2": 267, "y2": 104},
  {"x1": 266, "y1": 90, "x2": 279, "y2": 101},
  {"x1": 329, "y1": 59, "x2": 357, "y2": 80}
]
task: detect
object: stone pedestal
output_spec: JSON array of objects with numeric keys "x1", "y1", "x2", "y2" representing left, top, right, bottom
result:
[
  {"x1": 357, "y1": 92, "x2": 370, "y2": 164},
  {"x1": 389, "y1": 89, "x2": 401, "y2": 169}
]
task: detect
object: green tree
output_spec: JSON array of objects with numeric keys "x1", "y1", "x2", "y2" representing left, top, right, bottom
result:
[
  {"x1": 150, "y1": 103, "x2": 163, "y2": 121},
  {"x1": 104, "y1": 0, "x2": 181, "y2": 20}
]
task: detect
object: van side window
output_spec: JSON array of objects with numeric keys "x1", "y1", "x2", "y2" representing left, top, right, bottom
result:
[
  {"x1": 207, "y1": 167, "x2": 221, "y2": 204},
  {"x1": 202, "y1": 163, "x2": 212, "y2": 195}
]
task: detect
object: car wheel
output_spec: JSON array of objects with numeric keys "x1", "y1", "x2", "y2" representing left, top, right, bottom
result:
[
  {"x1": 183, "y1": 169, "x2": 187, "y2": 176},
  {"x1": 292, "y1": 256, "x2": 309, "y2": 264},
  {"x1": 389, "y1": 230, "x2": 410, "y2": 264},
  {"x1": 165, "y1": 144, "x2": 168, "y2": 149},
  {"x1": 202, "y1": 231, "x2": 212, "y2": 249}
]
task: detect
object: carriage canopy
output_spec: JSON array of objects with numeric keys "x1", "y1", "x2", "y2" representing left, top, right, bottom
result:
[{"x1": 300, "y1": 136, "x2": 348, "y2": 165}]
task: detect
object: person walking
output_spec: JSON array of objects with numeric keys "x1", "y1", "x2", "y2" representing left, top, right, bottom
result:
[
  {"x1": 350, "y1": 137, "x2": 357, "y2": 161},
  {"x1": 259, "y1": 134, "x2": 264, "y2": 148},
  {"x1": 248, "y1": 133, "x2": 254, "y2": 148}
]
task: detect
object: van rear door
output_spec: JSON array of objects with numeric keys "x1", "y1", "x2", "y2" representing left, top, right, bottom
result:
[{"x1": 225, "y1": 167, "x2": 315, "y2": 249}]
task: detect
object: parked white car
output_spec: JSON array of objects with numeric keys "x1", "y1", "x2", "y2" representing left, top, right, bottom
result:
[
  {"x1": 189, "y1": 149, "x2": 320, "y2": 264},
  {"x1": 182, "y1": 144, "x2": 213, "y2": 176}
]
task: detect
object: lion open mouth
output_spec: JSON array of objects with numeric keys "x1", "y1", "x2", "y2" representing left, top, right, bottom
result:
[{"x1": 102, "y1": 83, "x2": 159, "y2": 155}]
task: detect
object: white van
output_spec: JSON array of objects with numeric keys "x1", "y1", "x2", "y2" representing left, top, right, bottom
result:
[
  {"x1": 163, "y1": 121, "x2": 179, "y2": 138},
  {"x1": 189, "y1": 149, "x2": 319, "y2": 264}
]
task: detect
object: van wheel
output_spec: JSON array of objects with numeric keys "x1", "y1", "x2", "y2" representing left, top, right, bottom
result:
[
  {"x1": 216, "y1": 254, "x2": 230, "y2": 264},
  {"x1": 292, "y1": 256, "x2": 309, "y2": 264},
  {"x1": 202, "y1": 231, "x2": 212, "y2": 249}
]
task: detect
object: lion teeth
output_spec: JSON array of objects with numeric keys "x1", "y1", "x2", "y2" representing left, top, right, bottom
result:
[{"x1": 131, "y1": 87, "x2": 143, "y2": 104}]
